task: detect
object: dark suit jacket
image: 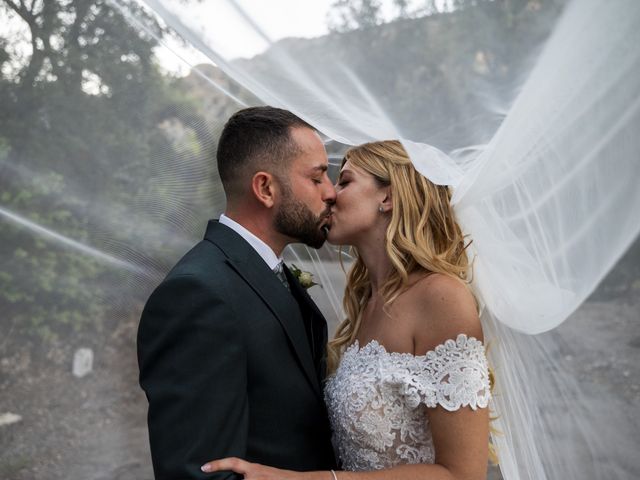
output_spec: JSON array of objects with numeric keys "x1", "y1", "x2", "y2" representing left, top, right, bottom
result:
[{"x1": 138, "y1": 220, "x2": 337, "y2": 479}]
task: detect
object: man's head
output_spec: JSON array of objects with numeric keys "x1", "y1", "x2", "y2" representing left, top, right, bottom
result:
[{"x1": 217, "y1": 106, "x2": 336, "y2": 249}]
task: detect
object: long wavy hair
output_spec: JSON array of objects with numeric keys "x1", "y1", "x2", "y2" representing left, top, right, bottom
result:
[{"x1": 326, "y1": 140, "x2": 472, "y2": 374}]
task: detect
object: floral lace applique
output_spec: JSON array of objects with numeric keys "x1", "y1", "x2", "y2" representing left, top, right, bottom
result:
[{"x1": 324, "y1": 334, "x2": 490, "y2": 471}]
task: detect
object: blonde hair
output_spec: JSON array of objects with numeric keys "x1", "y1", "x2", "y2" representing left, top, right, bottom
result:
[{"x1": 327, "y1": 140, "x2": 471, "y2": 373}]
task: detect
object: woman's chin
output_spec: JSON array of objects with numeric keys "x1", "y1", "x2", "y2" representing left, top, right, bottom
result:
[
  {"x1": 326, "y1": 230, "x2": 341, "y2": 245},
  {"x1": 326, "y1": 229, "x2": 351, "y2": 247}
]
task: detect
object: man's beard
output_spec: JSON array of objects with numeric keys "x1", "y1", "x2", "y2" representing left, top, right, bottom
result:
[{"x1": 274, "y1": 183, "x2": 329, "y2": 249}]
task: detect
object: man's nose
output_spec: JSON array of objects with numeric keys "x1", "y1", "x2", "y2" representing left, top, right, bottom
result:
[{"x1": 323, "y1": 178, "x2": 337, "y2": 204}]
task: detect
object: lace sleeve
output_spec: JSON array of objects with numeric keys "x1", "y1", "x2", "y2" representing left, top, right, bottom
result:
[{"x1": 387, "y1": 334, "x2": 491, "y2": 412}]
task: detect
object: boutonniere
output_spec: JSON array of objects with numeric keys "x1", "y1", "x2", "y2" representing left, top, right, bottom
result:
[{"x1": 290, "y1": 264, "x2": 319, "y2": 290}]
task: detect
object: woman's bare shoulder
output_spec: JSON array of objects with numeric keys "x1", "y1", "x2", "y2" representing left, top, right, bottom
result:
[{"x1": 399, "y1": 273, "x2": 483, "y2": 353}]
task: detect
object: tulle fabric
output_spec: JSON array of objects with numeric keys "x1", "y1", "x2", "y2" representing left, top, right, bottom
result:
[
  {"x1": 121, "y1": 0, "x2": 640, "y2": 335},
  {"x1": 2, "y1": 0, "x2": 638, "y2": 478},
  {"x1": 110, "y1": 0, "x2": 640, "y2": 478}
]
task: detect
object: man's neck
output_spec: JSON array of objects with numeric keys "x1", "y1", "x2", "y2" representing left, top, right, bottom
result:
[{"x1": 222, "y1": 211, "x2": 287, "y2": 257}]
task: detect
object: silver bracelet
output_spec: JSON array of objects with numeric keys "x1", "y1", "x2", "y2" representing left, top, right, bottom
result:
[{"x1": 330, "y1": 469, "x2": 338, "y2": 480}]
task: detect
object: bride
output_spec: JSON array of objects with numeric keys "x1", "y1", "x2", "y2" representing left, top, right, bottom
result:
[{"x1": 201, "y1": 140, "x2": 493, "y2": 479}]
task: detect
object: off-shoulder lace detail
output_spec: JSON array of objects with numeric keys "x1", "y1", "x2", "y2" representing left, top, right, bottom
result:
[{"x1": 324, "y1": 334, "x2": 490, "y2": 471}]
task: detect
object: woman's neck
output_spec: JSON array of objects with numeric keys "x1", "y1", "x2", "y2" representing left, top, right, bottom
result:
[{"x1": 355, "y1": 232, "x2": 393, "y2": 294}]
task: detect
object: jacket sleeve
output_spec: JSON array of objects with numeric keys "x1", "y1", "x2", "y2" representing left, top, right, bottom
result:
[{"x1": 138, "y1": 273, "x2": 247, "y2": 479}]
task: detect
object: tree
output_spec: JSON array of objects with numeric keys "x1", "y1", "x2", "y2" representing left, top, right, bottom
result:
[
  {"x1": 328, "y1": 0, "x2": 384, "y2": 32},
  {"x1": 0, "y1": 0, "x2": 211, "y2": 339},
  {"x1": 327, "y1": 0, "x2": 512, "y2": 32},
  {"x1": 0, "y1": 0, "x2": 169, "y2": 170}
]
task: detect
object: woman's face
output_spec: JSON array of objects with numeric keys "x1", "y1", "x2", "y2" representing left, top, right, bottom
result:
[{"x1": 327, "y1": 159, "x2": 388, "y2": 246}]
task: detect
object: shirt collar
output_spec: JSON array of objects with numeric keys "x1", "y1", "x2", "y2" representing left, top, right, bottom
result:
[{"x1": 219, "y1": 214, "x2": 282, "y2": 270}]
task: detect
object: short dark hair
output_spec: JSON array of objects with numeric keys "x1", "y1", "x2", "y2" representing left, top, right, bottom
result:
[{"x1": 216, "y1": 106, "x2": 313, "y2": 196}]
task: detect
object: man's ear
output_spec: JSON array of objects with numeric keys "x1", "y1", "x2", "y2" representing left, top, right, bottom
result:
[{"x1": 251, "y1": 171, "x2": 275, "y2": 208}]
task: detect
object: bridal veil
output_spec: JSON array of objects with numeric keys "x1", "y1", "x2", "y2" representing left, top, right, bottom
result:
[{"x1": 2, "y1": 0, "x2": 639, "y2": 478}]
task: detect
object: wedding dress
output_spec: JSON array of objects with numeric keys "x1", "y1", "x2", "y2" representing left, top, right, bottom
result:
[{"x1": 324, "y1": 334, "x2": 491, "y2": 471}]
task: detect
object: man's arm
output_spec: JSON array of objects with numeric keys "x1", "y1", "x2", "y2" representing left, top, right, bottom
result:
[{"x1": 138, "y1": 273, "x2": 247, "y2": 479}]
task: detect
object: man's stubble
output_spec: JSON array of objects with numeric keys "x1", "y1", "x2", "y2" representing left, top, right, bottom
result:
[{"x1": 273, "y1": 178, "x2": 330, "y2": 249}]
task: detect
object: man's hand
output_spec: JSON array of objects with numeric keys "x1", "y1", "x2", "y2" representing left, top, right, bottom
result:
[{"x1": 201, "y1": 457, "x2": 301, "y2": 479}]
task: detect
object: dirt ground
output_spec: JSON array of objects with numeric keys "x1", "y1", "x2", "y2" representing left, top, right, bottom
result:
[
  {"x1": 0, "y1": 313, "x2": 152, "y2": 480},
  {"x1": 1, "y1": 288, "x2": 638, "y2": 480}
]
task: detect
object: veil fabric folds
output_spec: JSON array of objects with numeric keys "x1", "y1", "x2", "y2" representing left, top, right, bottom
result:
[
  {"x1": 113, "y1": 1, "x2": 640, "y2": 478},
  {"x1": 1, "y1": 0, "x2": 638, "y2": 478},
  {"x1": 122, "y1": 0, "x2": 640, "y2": 335}
]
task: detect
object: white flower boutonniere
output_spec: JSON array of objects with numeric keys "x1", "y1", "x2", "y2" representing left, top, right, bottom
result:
[{"x1": 290, "y1": 264, "x2": 319, "y2": 290}]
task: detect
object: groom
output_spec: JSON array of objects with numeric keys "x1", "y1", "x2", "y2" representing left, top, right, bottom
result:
[{"x1": 137, "y1": 106, "x2": 338, "y2": 479}]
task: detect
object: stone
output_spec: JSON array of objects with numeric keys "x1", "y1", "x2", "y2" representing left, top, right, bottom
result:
[
  {"x1": 0, "y1": 412, "x2": 22, "y2": 427},
  {"x1": 72, "y1": 348, "x2": 94, "y2": 378}
]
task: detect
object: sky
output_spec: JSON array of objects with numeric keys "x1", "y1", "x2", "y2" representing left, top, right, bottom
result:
[
  {"x1": 148, "y1": 0, "x2": 410, "y2": 75},
  {"x1": 151, "y1": 0, "x2": 335, "y2": 75}
]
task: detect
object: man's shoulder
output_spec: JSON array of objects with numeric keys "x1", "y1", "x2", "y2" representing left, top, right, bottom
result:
[
  {"x1": 159, "y1": 239, "x2": 232, "y2": 287},
  {"x1": 141, "y1": 240, "x2": 238, "y2": 317},
  {"x1": 171, "y1": 238, "x2": 222, "y2": 269}
]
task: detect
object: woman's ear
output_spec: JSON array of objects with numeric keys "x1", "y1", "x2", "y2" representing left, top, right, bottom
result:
[
  {"x1": 380, "y1": 187, "x2": 393, "y2": 213},
  {"x1": 251, "y1": 171, "x2": 275, "y2": 208}
]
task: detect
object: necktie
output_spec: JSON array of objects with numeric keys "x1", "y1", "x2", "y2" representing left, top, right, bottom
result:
[{"x1": 273, "y1": 262, "x2": 290, "y2": 292}]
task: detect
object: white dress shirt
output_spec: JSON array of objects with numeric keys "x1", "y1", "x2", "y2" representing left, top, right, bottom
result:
[{"x1": 219, "y1": 214, "x2": 282, "y2": 270}]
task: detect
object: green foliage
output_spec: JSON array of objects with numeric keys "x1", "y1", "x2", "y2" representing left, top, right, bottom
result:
[
  {"x1": 0, "y1": 165, "x2": 103, "y2": 339},
  {"x1": 328, "y1": 0, "x2": 384, "y2": 32},
  {"x1": 328, "y1": 0, "x2": 510, "y2": 32},
  {"x1": 0, "y1": 0, "x2": 214, "y2": 339}
]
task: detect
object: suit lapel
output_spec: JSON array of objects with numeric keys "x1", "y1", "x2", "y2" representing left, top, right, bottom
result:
[
  {"x1": 285, "y1": 265, "x2": 330, "y2": 380},
  {"x1": 285, "y1": 265, "x2": 327, "y2": 324},
  {"x1": 204, "y1": 221, "x2": 322, "y2": 397}
]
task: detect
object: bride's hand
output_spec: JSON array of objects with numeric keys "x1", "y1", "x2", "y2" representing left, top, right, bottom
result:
[{"x1": 201, "y1": 457, "x2": 299, "y2": 479}]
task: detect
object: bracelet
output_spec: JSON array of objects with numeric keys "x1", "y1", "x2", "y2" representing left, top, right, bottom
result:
[{"x1": 330, "y1": 470, "x2": 338, "y2": 480}]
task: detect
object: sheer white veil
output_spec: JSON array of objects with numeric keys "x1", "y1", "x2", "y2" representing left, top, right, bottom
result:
[
  {"x1": 111, "y1": 0, "x2": 640, "y2": 478},
  {"x1": 2, "y1": 0, "x2": 637, "y2": 477},
  {"x1": 119, "y1": 0, "x2": 640, "y2": 332}
]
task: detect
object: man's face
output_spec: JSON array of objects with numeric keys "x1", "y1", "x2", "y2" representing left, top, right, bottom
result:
[{"x1": 273, "y1": 127, "x2": 336, "y2": 249}]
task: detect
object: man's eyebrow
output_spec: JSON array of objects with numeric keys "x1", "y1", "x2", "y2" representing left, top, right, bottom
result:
[{"x1": 310, "y1": 165, "x2": 328, "y2": 173}]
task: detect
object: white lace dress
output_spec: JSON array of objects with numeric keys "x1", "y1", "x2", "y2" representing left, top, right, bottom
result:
[{"x1": 324, "y1": 334, "x2": 490, "y2": 471}]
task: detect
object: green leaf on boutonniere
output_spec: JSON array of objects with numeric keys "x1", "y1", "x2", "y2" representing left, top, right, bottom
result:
[{"x1": 290, "y1": 264, "x2": 319, "y2": 289}]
